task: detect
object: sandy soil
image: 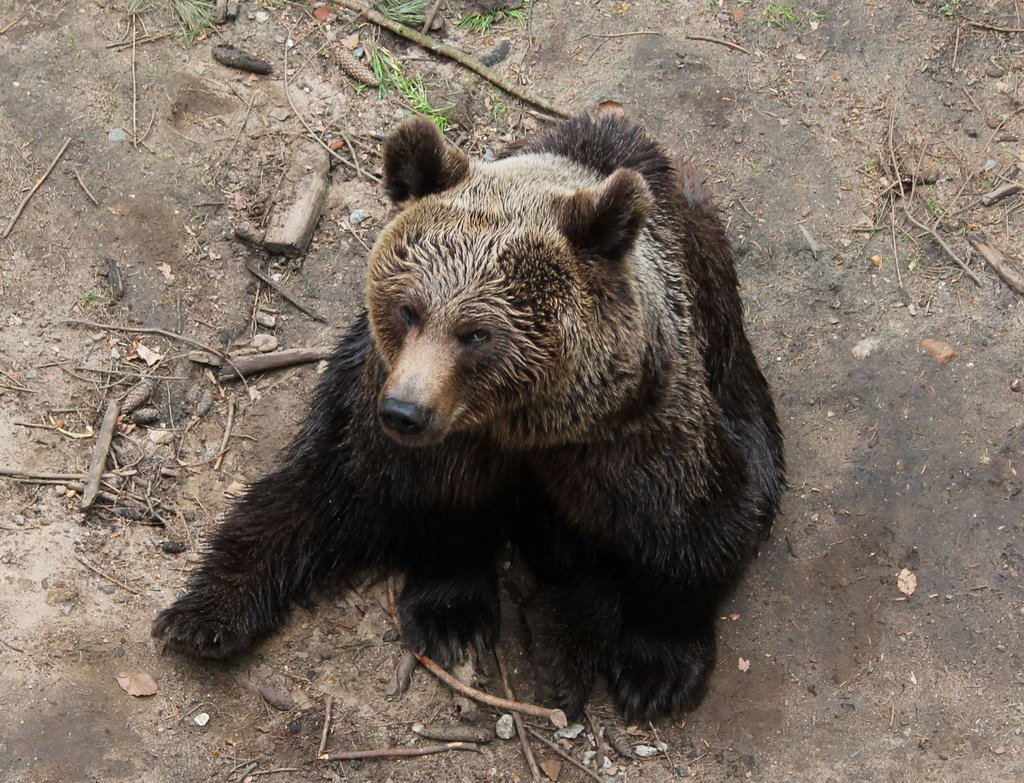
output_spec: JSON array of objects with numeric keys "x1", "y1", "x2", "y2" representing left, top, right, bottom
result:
[{"x1": 1, "y1": 1, "x2": 1023, "y2": 781}]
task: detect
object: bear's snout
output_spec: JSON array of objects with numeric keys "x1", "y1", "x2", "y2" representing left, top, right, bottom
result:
[{"x1": 379, "y1": 397, "x2": 433, "y2": 438}]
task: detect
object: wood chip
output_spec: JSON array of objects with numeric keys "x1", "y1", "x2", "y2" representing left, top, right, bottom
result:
[
  {"x1": 920, "y1": 338, "x2": 956, "y2": 365},
  {"x1": 263, "y1": 143, "x2": 331, "y2": 257}
]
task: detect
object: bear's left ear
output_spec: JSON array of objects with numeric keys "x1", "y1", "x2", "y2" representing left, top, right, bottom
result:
[
  {"x1": 560, "y1": 169, "x2": 654, "y2": 262},
  {"x1": 383, "y1": 117, "x2": 471, "y2": 204}
]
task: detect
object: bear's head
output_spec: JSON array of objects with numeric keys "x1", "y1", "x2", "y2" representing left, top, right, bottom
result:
[{"x1": 367, "y1": 117, "x2": 655, "y2": 448}]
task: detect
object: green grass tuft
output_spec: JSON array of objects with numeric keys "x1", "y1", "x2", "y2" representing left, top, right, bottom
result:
[
  {"x1": 759, "y1": 3, "x2": 800, "y2": 28},
  {"x1": 370, "y1": 45, "x2": 453, "y2": 132},
  {"x1": 128, "y1": 0, "x2": 216, "y2": 43},
  {"x1": 375, "y1": 0, "x2": 427, "y2": 27},
  {"x1": 458, "y1": 5, "x2": 529, "y2": 34}
]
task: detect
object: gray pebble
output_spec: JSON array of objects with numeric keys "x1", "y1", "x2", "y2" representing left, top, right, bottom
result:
[{"x1": 495, "y1": 713, "x2": 515, "y2": 740}]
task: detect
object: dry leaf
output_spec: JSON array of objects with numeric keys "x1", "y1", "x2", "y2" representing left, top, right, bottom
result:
[
  {"x1": 135, "y1": 343, "x2": 163, "y2": 367},
  {"x1": 738, "y1": 657, "x2": 750, "y2": 672},
  {"x1": 540, "y1": 758, "x2": 562, "y2": 781},
  {"x1": 156, "y1": 263, "x2": 175, "y2": 284},
  {"x1": 116, "y1": 671, "x2": 158, "y2": 697},
  {"x1": 897, "y1": 567, "x2": 917, "y2": 596},
  {"x1": 340, "y1": 32, "x2": 360, "y2": 50}
]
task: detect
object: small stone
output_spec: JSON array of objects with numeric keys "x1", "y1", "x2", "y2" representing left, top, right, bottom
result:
[
  {"x1": 851, "y1": 337, "x2": 880, "y2": 360},
  {"x1": 251, "y1": 334, "x2": 279, "y2": 353},
  {"x1": 985, "y1": 65, "x2": 1006, "y2": 78},
  {"x1": 920, "y1": 338, "x2": 956, "y2": 365},
  {"x1": 193, "y1": 712, "x2": 210, "y2": 727},
  {"x1": 1010, "y1": 378, "x2": 1021, "y2": 393},
  {"x1": 349, "y1": 209, "x2": 368, "y2": 225},
  {"x1": 148, "y1": 429, "x2": 175, "y2": 445},
  {"x1": 254, "y1": 10, "x2": 270, "y2": 23},
  {"x1": 269, "y1": 108, "x2": 290, "y2": 122},
  {"x1": 107, "y1": 127, "x2": 128, "y2": 142},
  {"x1": 554, "y1": 723, "x2": 585, "y2": 740},
  {"x1": 634, "y1": 745, "x2": 661, "y2": 758},
  {"x1": 25, "y1": 368, "x2": 37, "y2": 379},
  {"x1": 495, "y1": 714, "x2": 515, "y2": 740},
  {"x1": 7, "y1": 314, "x2": 23, "y2": 326},
  {"x1": 161, "y1": 541, "x2": 186, "y2": 554},
  {"x1": 259, "y1": 686, "x2": 295, "y2": 711},
  {"x1": 255, "y1": 311, "x2": 277, "y2": 328}
]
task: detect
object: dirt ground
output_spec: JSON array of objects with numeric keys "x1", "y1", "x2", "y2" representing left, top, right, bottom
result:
[{"x1": 1, "y1": 1, "x2": 1023, "y2": 781}]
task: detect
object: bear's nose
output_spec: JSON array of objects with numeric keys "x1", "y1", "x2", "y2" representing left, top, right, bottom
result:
[{"x1": 379, "y1": 398, "x2": 433, "y2": 436}]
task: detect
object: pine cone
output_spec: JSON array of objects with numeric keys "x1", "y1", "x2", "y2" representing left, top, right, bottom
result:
[{"x1": 336, "y1": 47, "x2": 378, "y2": 88}]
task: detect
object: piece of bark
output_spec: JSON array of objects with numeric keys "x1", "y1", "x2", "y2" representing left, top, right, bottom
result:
[
  {"x1": 212, "y1": 44, "x2": 272, "y2": 75},
  {"x1": 968, "y1": 234, "x2": 1024, "y2": 295},
  {"x1": 263, "y1": 144, "x2": 331, "y2": 257},
  {"x1": 82, "y1": 400, "x2": 120, "y2": 509},
  {"x1": 980, "y1": 181, "x2": 1022, "y2": 207},
  {"x1": 217, "y1": 347, "x2": 333, "y2": 381}
]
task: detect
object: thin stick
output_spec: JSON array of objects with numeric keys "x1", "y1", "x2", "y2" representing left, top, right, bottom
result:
[
  {"x1": 75, "y1": 555, "x2": 141, "y2": 595},
  {"x1": 525, "y1": 728, "x2": 604, "y2": 783},
  {"x1": 82, "y1": 400, "x2": 121, "y2": 509},
  {"x1": 64, "y1": 319, "x2": 251, "y2": 393},
  {"x1": 886, "y1": 108, "x2": 982, "y2": 287},
  {"x1": 2, "y1": 138, "x2": 73, "y2": 239},
  {"x1": 214, "y1": 94, "x2": 255, "y2": 172},
  {"x1": 967, "y1": 234, "x2": 1024, "y2": 295},
  {"x1": 131, "y1": 15, "x2": 138, "y2": 148},
  {"x1": 416, "y1": 653, "x2": 568, "y2": 728},
  {"x1": 71, "y1": 166, "x2": 99, "y2": 206},
  {"x1": 319, "y1": 742, "x2": 478, "y2": 761},
  {"x1": 421, "y1": 0, "x2": 443, "y2": 33},
  {"x1": 496, "y1": 652, "x2": 542, "y2": 783},
  {"x1": 581, "y1": 31, "x2": 663, "y2": 39},
  {"x1": 283, "y1": 32, "x2": 382, "y2": 183},
  {"x1": 685, "y1": 34, "x2": 751, "y2": 55},
  {"x1": 330, "y1": 1, "x2": 570, "y2": 118},
  {"x1": 244, "y1": 262, "x2": 329, "y2": 323},
  {"x1": 317, "y1": 695, "x2": 334, "y2": 758},
  {"x1": 965, "y1": 18, "x2": 1024, "y2": 34},
  {"x1": 0, "y1": 468, "x2": 109, "y2": 482},
  {"x1": 213, "y1": 397, "x2": 236, "y2": 470},
  {"x1": 1, "y1": 14, "x2": 25, "y2": 35}
]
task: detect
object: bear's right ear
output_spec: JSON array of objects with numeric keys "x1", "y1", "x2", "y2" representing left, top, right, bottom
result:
[
  {"x1": 560, "y1": 169, "x2": 654, "y2": 262},
  {"x1": 382, "y1": 117, "x2": 470, "y2": 204}
]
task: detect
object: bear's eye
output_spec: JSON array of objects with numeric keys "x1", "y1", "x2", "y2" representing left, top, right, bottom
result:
[
  {"x1": 399, "y1": 305, "x2": 418, "y2": 326},
  {"x1": 460, "y1": 329, "x2": 490, "y2": 346}
]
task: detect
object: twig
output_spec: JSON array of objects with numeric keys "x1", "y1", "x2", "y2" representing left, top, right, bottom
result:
[
  {"x1": 131, "y1": 15, "x2": 138, "y2": 148},
  {"x1": 213, "y1": 397, "x2": 236, "y2": 471},
  {"x1": 967, "y1": 234, "x2": 1024, "y2": 295},
  {"x1": 317, "y1": 695, "x2": 334, "y2": 759},
  {"x1": 581, "y1": 31, "x2": 663, "y2": 39},
  {"x1": 2, "y1": 138, "x2": 73, "y2": 239},
  {"x1": 416, "y1": 653, "x2": 568, "y2": 728},
  {"x1": 214, "y1": 94, "x2": 255, "y2": 173},
  {"x1": 82, "y1": 400, "x2": 121, "y2": 509},
  {"x1": 283, "y1": 31, "x2": 382, "y2": 183},
  {"x1": 421, "y1": 0, "x2": 443, "y2": 33},
  {"x1": 74, "y1": 555, "x2": 141, "y2": 595},
  {"x1": 685, "y1": 34, "x2": 751, "y2": 55},
  {"x1": 980, "y1": 180, "x2": 1022, "y2": 207},
  {"x1": 964, "y1": 18, "x2": 1024, "y2": 34},
  {"x1": 413, "y1": 724, "x2": 493, "y2": 744},
  {"x1": 496, "y1": 652, "x2": 542, "y2": 783},
  {"x1": 330, "y1": 1, "x2": 570, "y2": 118},
  {"x1": 886, "y1": 108, "x2": 982, "y2": 287},
  {"x1": 1, "y1": 14, "x2": 25, "y2": 35},
  {"x1": 105, "y1": 32, "x2": 168, "y2": 50},
  {"x1": 244, "y1": 262, "x2": 329, "y2": 323},
  {"x1": 319, "y1": 742, "x2": 478, "y2": 761},
  {"x1": 71, "y1": 166, "x2": 99, "y2": 205},
  {"x1": 525, "y1": 728, "x2": 604, "y2": 783}
]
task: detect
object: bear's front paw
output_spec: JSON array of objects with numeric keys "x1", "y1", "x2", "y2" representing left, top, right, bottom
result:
[
  {"x1": 609, "y1": 633, "x2": 715, "y2": 722},
  {"x1": 152, "y1": 593, "x2": 258, "y2": 660},
  {"x1": 399, "y1": 583, "x2": 499, "y2": 668}
]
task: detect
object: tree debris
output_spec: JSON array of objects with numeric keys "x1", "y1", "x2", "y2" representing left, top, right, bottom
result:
[
  {"x1": 82, "y1": 400, "x2": 120, "y2": 509},
  {"x1": 968, "y1": 234, "x2": 1024, "y2": 296},
  {"x1": 263, "y1": 143, "x2": 331, "y2": 257},
  {"x1": 213, "y1": 44, "x2": 272, "y2": 74}
]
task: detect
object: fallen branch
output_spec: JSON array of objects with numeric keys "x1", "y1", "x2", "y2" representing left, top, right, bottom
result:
[
  {"x1": 217, "y1": 347, "x2": 334, "y2": 381},
  {"x1": 967, "y1": 234, "x2": 1024, "y2": 296},
  {"x1": 3, "y1": 138, "x2": 73, "y2": 239},
  {"x1": 416, "y1": 653, "x2": 567, "y2": 728},
  {"x1": 964, "y1": 18, "x2": 1024, "y2": 34},
  {"x1": 1, "y1": 468, "x2": 109, "y2": 482},
  {"x1": 213, "y1": 397, "x2": 236, "y2": 470},
  {"x1": 329, "y1": 1, "x2": 570, "y2": 118},
  {"x1": 244, "y1": 262, "x2": 329, "y2": 324},
  {"x1": 82, "y1": 400, "x2": 121, "y2": 509},
  {"x1": 319, "y1": 742, "x2": 478, "y2": 761},
  {"x1": 980, "y1": 180, "x2": 1022, "y2": 207}
]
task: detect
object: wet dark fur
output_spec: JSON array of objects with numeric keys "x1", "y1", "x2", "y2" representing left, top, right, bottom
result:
[{"x1": 153, "y1": 114, "x2": 785, "y2": 722}]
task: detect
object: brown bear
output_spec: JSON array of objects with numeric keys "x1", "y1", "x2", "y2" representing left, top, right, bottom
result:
[{"x1": 153, "y1": 109, "x2": 785, "y2": 722}]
